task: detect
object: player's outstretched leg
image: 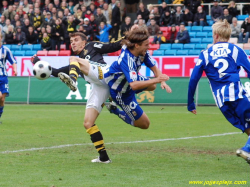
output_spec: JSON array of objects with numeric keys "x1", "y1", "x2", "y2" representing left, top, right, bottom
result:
[
  {"x1": 58, "y1": 72, "x2": 77, "y2": 92},
  {"x1": 106, "y1": 101, "x2": 134, "y2": 126},
  {"x1": 58, "y1": 56, "x2": 81, "y2": 91},
  {"x1": 59, "y1": 57, "x2": 91, "y2": 92},
  {"x1": 107, "y1": 91, "x2": 150, "y2": 129}
]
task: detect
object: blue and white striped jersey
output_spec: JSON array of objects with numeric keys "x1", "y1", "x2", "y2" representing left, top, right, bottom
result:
[
  {"x1": 104, "y1": 45, "x2": 155, "y2": 93},
  {"x1": 0, "y1": 46, "x2": 16, "y2": 76},
  {"x1": 188, "y1": 42, "x2": 250, "y2": 110}
]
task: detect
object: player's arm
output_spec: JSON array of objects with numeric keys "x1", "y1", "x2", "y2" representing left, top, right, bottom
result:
[
  {"x1": 144, "y1": 51, "x2": 172, "y2": 93},
  {"x1": 30, "y1": 55, "x2": 70, "y2": 77},
  {"x1": 129, "y1": 74, "x2": 169, "y2": 91},
  {"x1": 92, "y1": 38, "x2": 124, "y2": 54},
  {"x1": 12, "y1": 63, "x2": 17, "y2": 76},
  {"x1": 187, "y1": 54, "x2": 205, "y2": 114},
  {"x1": 119, "y1": 52, "x2": 169, "y2": 91},
  {"x1": 6, "y1": 48, "x2": 17, "y2": 76},
  {"x1": 237, "y1": 48, "x2": 250, "y2": 79}
]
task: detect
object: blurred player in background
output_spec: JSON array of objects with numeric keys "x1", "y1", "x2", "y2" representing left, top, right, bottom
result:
[
  {"x1": 0, "y1": 34, "x2": 17, "y2": 123},
  {"x1": 187, "y1": 20, "x2": 250, "y2": 164},
  {"x1": 104, "y1": 27, "x2": 172, "y2": 129}
]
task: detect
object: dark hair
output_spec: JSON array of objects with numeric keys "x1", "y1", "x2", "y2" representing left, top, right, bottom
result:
[
  {"x1": 69, "y1": 32, "x2": 87, "y2": 41},
  {"x1": 122, "y1": 27, "x2": 149, "y2": 50}
]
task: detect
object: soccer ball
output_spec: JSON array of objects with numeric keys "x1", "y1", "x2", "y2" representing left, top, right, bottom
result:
[{"x1": 33, "y1": 61, "x2": 52, "y2": 80}]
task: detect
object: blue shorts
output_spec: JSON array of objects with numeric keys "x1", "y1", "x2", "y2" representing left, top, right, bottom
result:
[
  {"x1": 110, "y1": 89, "x2": 143, "y2": 121},
  {"x1": 0, "y1": 76, "x2": 9, "y2": 97},
  {"x1": 220, "y1": 97, "x2": 250, "y2": 132}
]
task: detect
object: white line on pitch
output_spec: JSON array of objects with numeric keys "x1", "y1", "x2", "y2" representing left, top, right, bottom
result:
[{"x1": 1, "y1": 132, "x2": 241, "y2": 154}]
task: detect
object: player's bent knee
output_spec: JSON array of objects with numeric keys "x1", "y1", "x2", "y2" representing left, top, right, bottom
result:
[
  {"x1": 83, "y1": 120, "x2": 93, "y2": 129},
  {"x1": 140, "y1": 121, "x2": 150, "y2": 129},
  {"x1": 134, "y1": 115, "x2": 150, "y2": 129}
]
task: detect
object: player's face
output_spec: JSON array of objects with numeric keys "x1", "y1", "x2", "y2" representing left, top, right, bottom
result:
[
  {"x1": 70, "y1": 36, "x2": 86, "y2": 54},
  {"x1": 137, "y1": 39, "x2": 149, "y2": 56}
]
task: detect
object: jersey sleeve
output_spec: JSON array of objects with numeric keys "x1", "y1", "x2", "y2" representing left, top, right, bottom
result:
[
  {"x1": 187, "y1": 52, "x2": 205, "y2": 111},
  {"x1": 5, "y1": 47, "x2": 17, "y2": 65},
  {"x1": 143, "y1": 51, "x2": 156, "y2": 68},
  {"x1": 236, "y1": 48, "x2": 250, "y2": 79},
  {"x1": 92, "y1": 39, "x2": 123, "y2": 54},
  {"x1": 119, "y1": 51, "x2": 138, "y2": 83}
]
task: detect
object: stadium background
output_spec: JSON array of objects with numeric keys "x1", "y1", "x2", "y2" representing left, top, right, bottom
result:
[{"x1": 5, "y1": 55, "x2": 250, "y2": 105}]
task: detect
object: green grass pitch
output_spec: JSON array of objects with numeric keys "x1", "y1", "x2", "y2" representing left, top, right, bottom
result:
[{"x1": 0, "y1": 104, "x2": 249, "y2": 187}]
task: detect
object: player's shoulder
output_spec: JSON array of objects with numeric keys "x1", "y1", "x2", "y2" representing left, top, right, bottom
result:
[
  {"x1": 2, "y1": 45, "x2": 10, "y2": 51},
  {"x1": 208, "y1": 42, "x2": 244, "y2": 56},
  {"x1": 117, "y1": 46, "x2": 130, "y2": 65}
]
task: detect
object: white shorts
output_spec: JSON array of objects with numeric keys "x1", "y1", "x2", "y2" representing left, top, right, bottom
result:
[{"x1": 85, "y1": 64, "x2": 110, "y2": 113}]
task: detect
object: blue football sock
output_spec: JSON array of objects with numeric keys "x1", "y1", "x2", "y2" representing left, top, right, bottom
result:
[
  {"x1": 242, "y1": 135, "x2": 250, "y2": 152},
  {"x1": 111, "y1": 107, "x2": 134, "y2": 126},
  {"x1": 0, "y1": 106, "x2": 4, "y2": 118}
]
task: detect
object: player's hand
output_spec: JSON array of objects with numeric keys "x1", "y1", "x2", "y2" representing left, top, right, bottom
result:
[
  {"x1": 161, "y1": 82, "x2": 172, "y2": 93},
  {"x1": 31, "y1": 54, "x2": 40, "y2": 64},
  {"x1": 156, "y1": 74, "x2": 169, "y2": 83},
  {"x1": 191, "y1": 110, "x2": 197, "y2": 115},
  {"x1": 13, "y1": 68, "x2": 17, "y2": 76}
]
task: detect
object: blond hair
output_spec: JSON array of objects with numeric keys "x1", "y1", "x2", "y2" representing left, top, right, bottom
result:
[
  {"x1": 7, "y1": 25, "x2": 14, "y2": 34},
  {"x1": 212, "y1": 19, "x2": 231, "y2": 42},
  {"x1": 228, "y1": 1, "x2": 235, "y2": 8}
]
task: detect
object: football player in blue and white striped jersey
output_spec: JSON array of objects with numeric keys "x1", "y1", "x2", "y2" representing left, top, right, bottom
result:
[
  {"x1": 104, "y1": 27, "x2": 172, "y2": 129},
  {"x1": 187, "y1": 20, "x2": 250, "y2": 164},
  {"x1": 0, "y1": 35, "x2": 17, "y2": 123}
]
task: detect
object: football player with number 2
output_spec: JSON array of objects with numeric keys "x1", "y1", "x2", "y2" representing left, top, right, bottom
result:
[{"x1": 187, "y1": 20, "x2": 250, "y2": 165}]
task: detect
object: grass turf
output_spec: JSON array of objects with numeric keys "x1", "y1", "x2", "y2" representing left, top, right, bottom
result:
[{"x1": 0, "y1": 105, "x2": 249, "y2": 187}]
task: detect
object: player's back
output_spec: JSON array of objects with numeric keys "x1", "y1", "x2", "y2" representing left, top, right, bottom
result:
[
  {"x1": 202, "y1": 42, "x2": 244, "y2": 91},
  {"x1": 0, "y1": 45, "x2": 16, "y2": 76}
]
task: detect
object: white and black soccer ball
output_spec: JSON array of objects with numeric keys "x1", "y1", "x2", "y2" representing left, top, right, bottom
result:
[{"x1": 33, "y1": 61, "x2": 52, "y2": 80}]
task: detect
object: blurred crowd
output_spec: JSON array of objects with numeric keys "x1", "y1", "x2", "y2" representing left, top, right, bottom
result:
[{"x1": 0, "y1": 0, "x2": 249, "y2": 51}]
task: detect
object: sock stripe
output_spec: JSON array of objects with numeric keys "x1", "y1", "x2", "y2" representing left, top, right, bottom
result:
[
  {"x1": 86, "y1": 124, "x2": 109, "y2": 161},
  {"x1": 70, "y1": 61, "x2": 80, "y2": 68},
  {"x1": 69, "y1": 71, "x2": 79, "y2": 78},
  {"x1": 94, "y1": 140, "x2": 104, "y2": 147},
  {"x1": 86, "y1": 125, "x2": 99, "y2": 135},
  {"x1": 96, "y1": 146, "x2": 105, "y2": 152}
]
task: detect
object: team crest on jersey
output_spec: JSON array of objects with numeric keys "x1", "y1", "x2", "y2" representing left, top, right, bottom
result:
[
  {"x1": 132, "y1": 111, "x2": 137, "y2": 116},
  {"x1": 129, "y1": 71, "x2": 137, "y2": 81},
  {"x1": 210, "y1": 48, "x2": 231, "y2": 57},
  {"x1": 84, "y1": 49, "x2": 88, "y2": 56}
]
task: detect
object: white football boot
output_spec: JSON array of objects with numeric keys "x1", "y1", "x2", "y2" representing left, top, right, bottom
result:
[
  {"x1": 91, "y1": 157, "x2": 112, "y2": 164},
  {"x1": 236, "y1": 149, "x2": 250, "y2": 164},
  {"x1": 58, "y1": 72, "x2": 77, "y2": 92},
  {"x1": 106, "y1": 101, "x2": 117, "y2": 113}
]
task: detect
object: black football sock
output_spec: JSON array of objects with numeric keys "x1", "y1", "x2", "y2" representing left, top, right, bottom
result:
[
  {"x1": 52, "y1": 66, "x2": 70, "y2": 77},
  {"x1": 86, "y1": 124, "x2": 110, "y2": 161},
  {"x1": 69, "y1": 61, "x2": 81, "y2": 82}
]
